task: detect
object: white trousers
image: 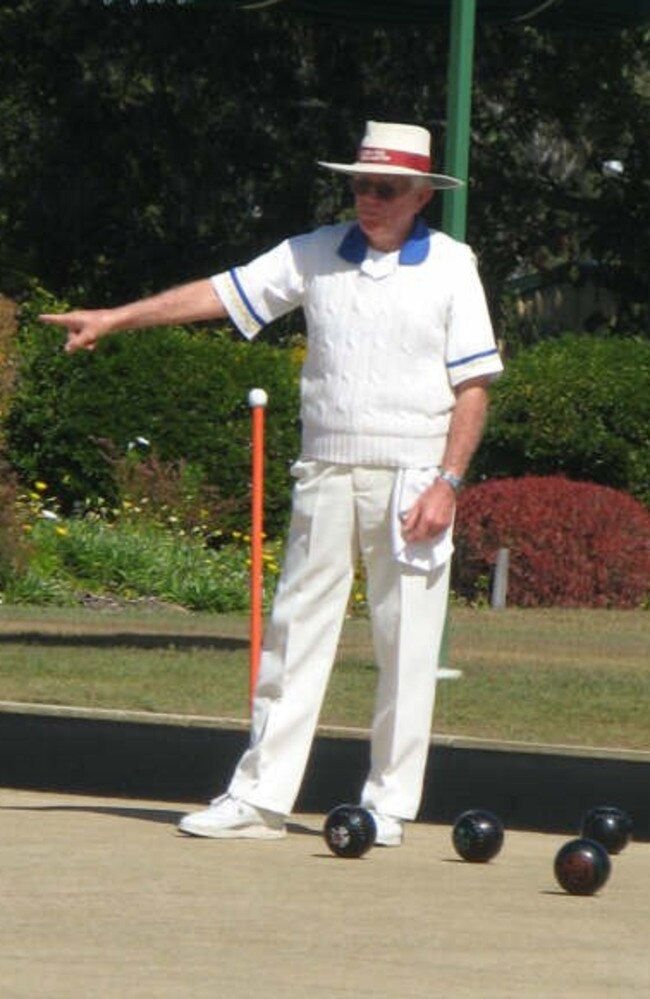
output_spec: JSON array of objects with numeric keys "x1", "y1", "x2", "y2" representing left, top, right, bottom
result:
[{"x1": 228, "y1": 461, "x2": 451, "y2": 820}]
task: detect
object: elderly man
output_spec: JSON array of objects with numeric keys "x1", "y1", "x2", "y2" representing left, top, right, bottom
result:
[{"x1": 42, "y1": 121, "x2": 503, "y2": 846}]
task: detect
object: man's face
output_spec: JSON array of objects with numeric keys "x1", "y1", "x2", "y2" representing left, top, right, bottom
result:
[{"x1": 352, "y1": 174, "x2": 433, "y2": 252}]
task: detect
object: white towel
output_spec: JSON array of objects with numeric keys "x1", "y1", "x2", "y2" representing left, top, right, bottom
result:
[{"x1": 391, "y1": 468, "x2": 454, "y2": 573}]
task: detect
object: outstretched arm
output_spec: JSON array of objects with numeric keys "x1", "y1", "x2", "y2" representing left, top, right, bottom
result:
[
  {"x1": 40, "y1": 278, "x2": 227, "y2": 354},
  {"x1": 401, "y1": 376, "x2": 491, "y2": 543}
]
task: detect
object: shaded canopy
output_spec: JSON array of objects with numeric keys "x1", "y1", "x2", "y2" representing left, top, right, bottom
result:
[{"x1": 226, "y1": 0, "x2": 650, "y2": 30}]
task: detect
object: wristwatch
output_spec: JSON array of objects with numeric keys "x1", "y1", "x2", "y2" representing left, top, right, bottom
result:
[{"x1": 439, "y1": 469, "x2": 464, "y2": 493}]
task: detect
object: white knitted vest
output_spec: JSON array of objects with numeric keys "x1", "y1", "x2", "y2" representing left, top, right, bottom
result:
[{"x1": 212, "y1": 223, "x2": 500, "y2": 468}]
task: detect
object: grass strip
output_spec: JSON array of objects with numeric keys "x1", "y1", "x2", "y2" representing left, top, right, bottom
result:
[{"x1": 0, "y1": 606, "x2": 648, "y2": 752}]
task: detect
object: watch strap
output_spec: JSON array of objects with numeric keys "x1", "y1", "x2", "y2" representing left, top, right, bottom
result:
[{"x1": 439, "y1": 469, "x2": 464, "y2": 493}]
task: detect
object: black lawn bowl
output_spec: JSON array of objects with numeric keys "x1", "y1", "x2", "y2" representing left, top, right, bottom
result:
[
  {"x1": 452, "y1": 808, "x2": 505, "y2": 863},
  {"x1": 323, "y1": 805, "x2": 376, "y2": 859},
  {"x1": 580, "y1": 805, "x2": 633, "y2": 855},
  {"x1": 554, "y1": 838, "x2": 611, "y2": 896}
]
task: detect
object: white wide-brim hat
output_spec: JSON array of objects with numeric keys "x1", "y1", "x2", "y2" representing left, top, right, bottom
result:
[{"x1": 318, "y1": 120, "x2": 463, "y2": 190}]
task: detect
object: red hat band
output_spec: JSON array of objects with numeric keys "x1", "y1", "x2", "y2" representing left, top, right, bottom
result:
[{"x1": 358, "y1": 146, "x2": 432, "y2": 173}]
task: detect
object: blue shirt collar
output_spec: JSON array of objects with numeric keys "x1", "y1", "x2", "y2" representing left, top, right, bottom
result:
[{"x1": 337, "y1": 216, "x2": 430, "y2": 266}]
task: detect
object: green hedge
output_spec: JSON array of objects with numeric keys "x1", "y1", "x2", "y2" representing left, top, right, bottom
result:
[
  {"x1": 6, "y1": 288, "x2": 301, "y2": 537},
  {"x1": 6, "y1": 293, "x2": 649, "y2": 548},
  {"x1": 474, "y1": 334, "x2": 650, "y2": 506}
]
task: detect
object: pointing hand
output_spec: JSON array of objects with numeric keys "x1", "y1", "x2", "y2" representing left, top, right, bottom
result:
[{"x1": 39, "y1": 310, "x2": 113, "y2": 354}]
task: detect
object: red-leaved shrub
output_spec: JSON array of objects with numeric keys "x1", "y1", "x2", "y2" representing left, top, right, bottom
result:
[{"x1": 453, "y1": 476, "x2": 650, "y2": 608}]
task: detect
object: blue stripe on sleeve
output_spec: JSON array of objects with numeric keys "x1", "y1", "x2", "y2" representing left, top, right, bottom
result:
[
  {"x1": 230, "y1": 268, "x2": 266, "y2": 330},
  {"x1": 447, "y1": 347, "x2": 499, "y2": 369}
]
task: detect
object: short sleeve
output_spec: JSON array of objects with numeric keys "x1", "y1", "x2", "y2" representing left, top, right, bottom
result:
[
  {"x1": 211, "y1": 238, "x2": 305, "y2": 340},
  {"x1": 445, "y1": 245, "x2": 503, "y2": 386}
]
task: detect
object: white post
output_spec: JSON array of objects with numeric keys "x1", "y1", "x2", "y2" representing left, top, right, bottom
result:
[{"x1": 491, "y1": 547, "x2": 510, "y2": 609}]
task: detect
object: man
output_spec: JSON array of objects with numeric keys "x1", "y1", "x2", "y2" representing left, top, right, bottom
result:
[{"x1": 41, "y1": 121, "x2": 503, "y2": 846}]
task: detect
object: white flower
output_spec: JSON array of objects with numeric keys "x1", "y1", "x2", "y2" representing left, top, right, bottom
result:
[{"x1": 127, "y1": 436, "x2": 151, "y2": 452}]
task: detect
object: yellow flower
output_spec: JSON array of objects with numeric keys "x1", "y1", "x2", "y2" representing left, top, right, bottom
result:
[
  {"x1": 35, "y1": 481, "x2": 48, "y2": 492},
  {"x1": 55, "y1": 526, "x2": 68, "y2": 537}
]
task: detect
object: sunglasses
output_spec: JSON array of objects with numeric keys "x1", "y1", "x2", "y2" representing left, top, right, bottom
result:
[{"x1": 351, "y1": 177, "x2": 412, "y2": 201}]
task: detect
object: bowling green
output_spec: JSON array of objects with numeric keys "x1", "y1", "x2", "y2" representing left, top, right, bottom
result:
[{"x1": 1, "y1": 788, "x2": 649, "y2": 999}]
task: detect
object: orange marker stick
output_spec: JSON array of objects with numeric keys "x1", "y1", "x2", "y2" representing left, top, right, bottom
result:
[{"x1": 248, "y1": 388, "x2": 268, "y2": 710}]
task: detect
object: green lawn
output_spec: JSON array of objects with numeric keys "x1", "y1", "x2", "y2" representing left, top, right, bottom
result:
[{"x1": 0, "y1": 605, "x2": 648, "y2": 752}]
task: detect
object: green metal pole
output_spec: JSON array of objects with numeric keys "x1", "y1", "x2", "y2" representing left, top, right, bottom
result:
[
  {"x1": 442, "y1": 0, "x2": 477, "y2": 241},
  {"x1": 439, "y1": 0, "x2": 477, "y2": 671}
]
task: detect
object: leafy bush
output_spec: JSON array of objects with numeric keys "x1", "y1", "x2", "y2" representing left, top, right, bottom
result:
[
  {"x1": 5, "y1": 287, "x2": 301, "y2": 536},
  {"x1": 453, "y1": 476, "x2": 650, "y2": 608},
  {"x1": 474, "y1": 335, "x2": 650, "y2": 507},
  {"x1": 93, "y1": 440, "x2": 239, "y2": 539},
  {"x1": 0, "y1": 458, "x2": 29, "y2": 589},
  {"x1": 0, "y1": 482, "x2": 377, "y2": 615},
  {"x1": 0, "y1": 295, "x2": 17, "y2": 438},
  {"x1": 3, "y1": 510, "x2": 283, "y2": 613}
]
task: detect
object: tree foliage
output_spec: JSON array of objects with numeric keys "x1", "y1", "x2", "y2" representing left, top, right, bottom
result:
[
  {"x1": 0, "y1": 1, "x2": 648, "y2": 338},
  {"x1": 470, "y1": 21, "x2": 650, "y2": 335}
]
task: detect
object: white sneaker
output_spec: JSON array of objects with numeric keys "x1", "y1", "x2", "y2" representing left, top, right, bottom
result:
[
  {"x1": 367, "y1": 811, "x2": 404, "y2": 847},
  {"x1": 178, "y1": 794, "x2": 286, "y2": 840}
]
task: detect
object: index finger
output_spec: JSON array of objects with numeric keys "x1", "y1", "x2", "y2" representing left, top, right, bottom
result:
[{"x1": 39, "y1": 313, "x2": 72, "y2": 326}]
